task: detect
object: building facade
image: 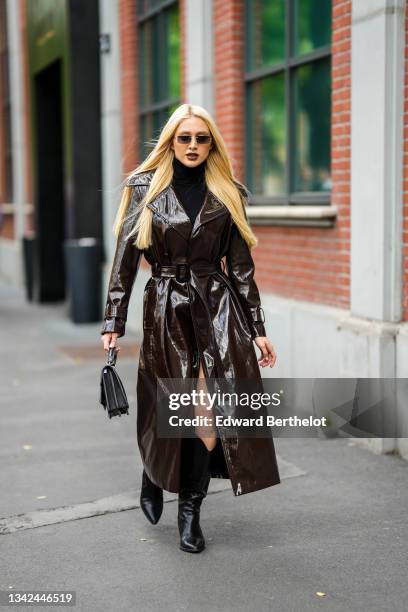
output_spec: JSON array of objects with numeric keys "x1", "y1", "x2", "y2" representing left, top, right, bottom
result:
[{"x1": 1, "y1": 0, "x2": 407, "y2": 456}]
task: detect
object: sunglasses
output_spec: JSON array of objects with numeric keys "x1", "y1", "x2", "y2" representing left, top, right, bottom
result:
[{"x1": 176, "y1": 134, "x2": 212, "y2": 145}]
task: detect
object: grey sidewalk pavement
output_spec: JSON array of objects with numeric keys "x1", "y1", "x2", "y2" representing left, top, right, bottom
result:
[{"x1": 0, "y1": 281, "x2": 407, "y2": 612}]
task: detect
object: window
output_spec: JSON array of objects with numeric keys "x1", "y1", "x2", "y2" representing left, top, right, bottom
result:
[
  {"x1": 245, "y1": 0, "x2": 331, "y2": 205},
  {"x1": 138, "y1": 0, "x2": 181, "y2": 160}
]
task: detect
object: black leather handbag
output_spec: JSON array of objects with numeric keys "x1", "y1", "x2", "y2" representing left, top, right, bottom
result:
[{"x1": 100, "y1": 347, "x2": 129, "y2": 418}]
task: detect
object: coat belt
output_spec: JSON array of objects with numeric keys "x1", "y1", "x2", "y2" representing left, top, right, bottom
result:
[
  {"x1": 151, "y1": 261, "x2": 223, "y2": 282},
  {"x1": 150, "y1": 260, "x2": 227, "y2": 378}
]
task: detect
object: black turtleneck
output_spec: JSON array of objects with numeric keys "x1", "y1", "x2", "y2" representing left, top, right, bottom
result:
[{"x1": 171, "y1": 156, "x2": 208, "y2": 226}]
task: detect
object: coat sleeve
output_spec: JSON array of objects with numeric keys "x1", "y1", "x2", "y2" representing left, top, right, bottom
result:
[
  {"x1": 100, "y1": 186, "x2": 143, "y2": 338},
  {"x1": 225, "y1": 188, "x2": 267, "y2": 340}
]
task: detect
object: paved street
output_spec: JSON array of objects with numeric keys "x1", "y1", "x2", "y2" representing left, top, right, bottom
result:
[{"x1": 0, "y1": 281, "x2": 407, "y2": 612}]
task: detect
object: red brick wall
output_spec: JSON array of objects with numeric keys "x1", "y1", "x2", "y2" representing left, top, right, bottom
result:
[
  {"x1": 0, "y1": 1, "x2": 7, "y2": 205},
  {"x1": 213, "y1": 0, "x2": 352, "y2": 310},
  {"x1": 0, "y1": 0, "x2": 12, "y2": 238},
  {"x1": 213, "y1": 0, "x2": 245, "y2": 180},
  {"x1": 119, "y1": 0, "x2": 139, "y2": 175},
  {"x1": 403, "y1": 6, "x2": 408, "y2": 320}
]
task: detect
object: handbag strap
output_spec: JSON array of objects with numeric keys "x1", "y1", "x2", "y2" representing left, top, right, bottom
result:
[{"x1": 106, "y1": 346, "x2": 118, "y2": 366}]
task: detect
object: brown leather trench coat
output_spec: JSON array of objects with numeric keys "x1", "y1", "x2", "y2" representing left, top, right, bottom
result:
[{"x1": 101, "y1": 170, "x2": 280, "y2": 496}]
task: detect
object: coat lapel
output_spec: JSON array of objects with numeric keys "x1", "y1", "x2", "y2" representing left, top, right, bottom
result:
[{"x1": 146, "y1": 184, "x2": 229, "y2": 242}]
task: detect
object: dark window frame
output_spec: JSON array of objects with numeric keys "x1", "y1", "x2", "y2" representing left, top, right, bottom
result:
[
  {"x1": 244, "y1": 0, "x2": 332, "y2": 207},
  {"x1": 137, "y1": 0, "x2": 180, "y2": 159}
]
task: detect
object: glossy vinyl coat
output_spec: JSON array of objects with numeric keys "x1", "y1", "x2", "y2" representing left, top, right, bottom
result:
[{"x1": 101, "y1": 170, "x2": 281, "y2": 496}]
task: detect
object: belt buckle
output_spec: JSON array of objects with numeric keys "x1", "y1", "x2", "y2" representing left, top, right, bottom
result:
[{"x1": 176, "y1": 263, "x2": 190, "y2": 282}]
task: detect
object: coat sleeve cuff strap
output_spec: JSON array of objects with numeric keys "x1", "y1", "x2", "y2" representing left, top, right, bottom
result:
[
  {"x1": 251, "y1": 321, "x2": 266, "y2": 338},
  {"x1": 104, "y1": 305, "x2": 128, "y2": 320},
  {"x1": 249, "y1": 306, "x2": 265, "y2": 323}
]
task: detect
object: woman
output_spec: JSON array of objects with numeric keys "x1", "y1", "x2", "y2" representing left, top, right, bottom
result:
[{"x1": 101, "y1": 103, "x2": 280, "y2": 554}]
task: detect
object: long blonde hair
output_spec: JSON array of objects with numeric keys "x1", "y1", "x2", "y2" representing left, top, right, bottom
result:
[{"x1": 114, "y1": 103, "x2": 258, "y2": 250}]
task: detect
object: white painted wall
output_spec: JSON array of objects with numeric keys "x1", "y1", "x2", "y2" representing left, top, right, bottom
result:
[
  {"x1": 350, "y1": 0, "x2": 406, "y2": 456},
  {"x1": 99, "y1": 0, "x2": 147, "y2": 332},
  {"x1": 351, "y1": 0, "x2": 405, "y2": 322},
  {"x1": 185, "y1": 0, "x2": 214, "y2": 113},
  {"x1": 0, "y1": 0, "x2": 26, "y2": 286}
]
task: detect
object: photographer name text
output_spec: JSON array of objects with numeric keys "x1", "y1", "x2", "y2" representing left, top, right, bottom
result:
[{"x1": 167, "y1": 415, "x2": 327, "y2": 428}]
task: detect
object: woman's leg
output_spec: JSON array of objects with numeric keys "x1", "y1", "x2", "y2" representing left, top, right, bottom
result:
[
  {"x1": 177, "y1": 356, "x2": 215, "y2": 553},
  {"x1": 193, "y1": 358, "x2": 217, "y2": 451}
]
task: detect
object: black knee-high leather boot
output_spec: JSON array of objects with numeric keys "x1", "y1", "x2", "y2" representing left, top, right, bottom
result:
[
  {"x1": 140, "y1": 469, "x2": 163, "y2": 525},
  {"x1": 178, "y1": 436, "x2": 212, "y2": 553}
]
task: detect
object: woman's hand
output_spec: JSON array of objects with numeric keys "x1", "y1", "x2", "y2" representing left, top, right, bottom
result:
[
  {"x1": 254, "y1": 336, "x2": 276, "y2": 368},
  {"x1": 101, "y1": 332, "x2": 120, "y2": 353}
]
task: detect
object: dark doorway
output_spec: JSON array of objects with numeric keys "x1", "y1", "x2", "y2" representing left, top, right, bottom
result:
[{"x1": 33, "y1": 59, "x2": 65, "y2": 302}]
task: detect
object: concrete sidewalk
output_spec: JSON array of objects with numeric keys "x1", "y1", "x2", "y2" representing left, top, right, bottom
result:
[{"x1": 0, "y1": 282, "x2": 407, "y2": 611}]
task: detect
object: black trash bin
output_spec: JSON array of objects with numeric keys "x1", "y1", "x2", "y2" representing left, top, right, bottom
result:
[
  {"x1": 63, "y1": 237, "x2": 102, "y2": 323},
  {"x1": 22, "y1": 234, "x2": 36, "y2": 302}
]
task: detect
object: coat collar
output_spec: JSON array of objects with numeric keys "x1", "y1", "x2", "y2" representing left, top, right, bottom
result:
[{"x1": 128, "y1": 170, "x2": 229, "y2": 242}]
